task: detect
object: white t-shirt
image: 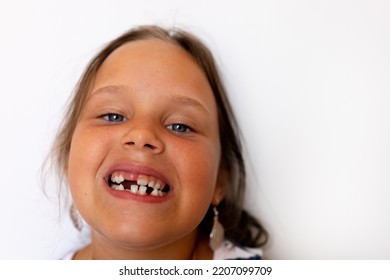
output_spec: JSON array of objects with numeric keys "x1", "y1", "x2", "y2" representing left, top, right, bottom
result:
[{"x1": 213, "y1": 240, "x2": 263, "y2": 260}]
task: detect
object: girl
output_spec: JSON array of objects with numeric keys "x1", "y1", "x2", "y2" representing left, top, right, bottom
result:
[{"x1": 51, "y1": 25, "x2": 268, "y2": 259}]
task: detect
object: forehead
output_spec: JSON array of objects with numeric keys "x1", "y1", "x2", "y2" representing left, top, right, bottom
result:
[
  {"x1": 89, "y1": 39, "x2": 217, "y2": 110},
  {"x1": 94, "y1": 39, "x2": 208, "y2": 90}
]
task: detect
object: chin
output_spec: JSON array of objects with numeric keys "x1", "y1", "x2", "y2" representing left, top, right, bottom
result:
[{"x1": 93, "y1": 218, "x2": 197, "y2": 252}]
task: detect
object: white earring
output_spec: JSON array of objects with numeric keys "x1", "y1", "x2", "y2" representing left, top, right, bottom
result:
[
  {"x1": 209, "y1": 205, "x2": 224, "y2": 251},
  {"x1": 70, "y1": 203, "x2": 83, "y2": 231}
]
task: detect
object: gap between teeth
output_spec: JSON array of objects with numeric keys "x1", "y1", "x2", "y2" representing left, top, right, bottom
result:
[
  {"x1": 112, "y1": 175, "x2": 162, "y2": 189},
  {"x1": 110, "y1": 173, "x2": 167, "y2": 196},
  {"x1": 112, "y1": 183, "x2": 164, "y2": 196}
]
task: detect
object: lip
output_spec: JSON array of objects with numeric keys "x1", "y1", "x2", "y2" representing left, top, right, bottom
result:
[
  {"x1": 103, "y1": 162, "x2": 172, "y2": 203},
  {"x1": 104, "y1": 162, "x2": 170, "y2": 184}
]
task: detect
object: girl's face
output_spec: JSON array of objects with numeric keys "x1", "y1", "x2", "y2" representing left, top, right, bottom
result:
[{"x1": 66, "y1": 39, "x2": 223, "y2": 252}]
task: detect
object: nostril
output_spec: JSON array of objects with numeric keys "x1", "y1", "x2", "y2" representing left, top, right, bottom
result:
[
  {"x1": 123, "y1": 135, "x2": 162, "y2": 152},
  {"x1": 144, "y1": 143, "x2": 156, "y2": 149},
  {"x1": 124, "y1": 141, "x2": 156, "y2": 150}
]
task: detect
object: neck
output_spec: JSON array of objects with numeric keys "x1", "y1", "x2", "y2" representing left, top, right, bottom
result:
[{"x1": 74, "y1": 230, "x2": 213, "y2": 260}]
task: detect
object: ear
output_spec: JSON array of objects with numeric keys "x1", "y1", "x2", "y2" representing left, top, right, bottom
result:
[{"x1": 212, "y1": 168, "x2": 227, "y2": 205}]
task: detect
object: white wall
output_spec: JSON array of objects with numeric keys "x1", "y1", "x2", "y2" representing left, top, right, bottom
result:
[{"x1": 1, "y1": 0, "x2": 389, "y2": 259}]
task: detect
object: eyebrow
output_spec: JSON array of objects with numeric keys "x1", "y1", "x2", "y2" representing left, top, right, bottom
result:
[
  {"x1": 168, "y1": 95, "x2": 210, "y2": 114},
  {"x1": 89, "y1": 85, "x2": 210, "y2": 114},
  {"x1": 89, "y1": 85, "x2": 127, "y2": 98}
]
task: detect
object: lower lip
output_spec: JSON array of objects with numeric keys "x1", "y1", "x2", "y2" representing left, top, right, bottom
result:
[{"x1": 104, "y1": 181, "x2": 171, "y2": 203}]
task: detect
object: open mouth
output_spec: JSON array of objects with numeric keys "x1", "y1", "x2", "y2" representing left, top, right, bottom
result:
[{"x1": 107, "y1": 171, "x2": 171, "y2": 197}]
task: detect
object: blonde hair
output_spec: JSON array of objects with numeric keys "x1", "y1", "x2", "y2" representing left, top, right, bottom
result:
[{"x1": 51, "y1": 25, "x2": 268, "y2": 247}]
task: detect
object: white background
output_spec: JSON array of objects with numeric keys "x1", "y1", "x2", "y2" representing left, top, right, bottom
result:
[{"x1": 0, "y1": 0, "x2": 389, "y2": 259}]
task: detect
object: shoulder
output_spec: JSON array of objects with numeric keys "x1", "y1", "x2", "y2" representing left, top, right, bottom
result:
[
  {"x1": 60, "y1": 245, "x2": 90, "y2": 260},
  {"x1": 213, "y1": 240, "x2": 263, "y2": 260},
  {"x1": 60, "y1": 249, "x2": 77, "y2": 260}
]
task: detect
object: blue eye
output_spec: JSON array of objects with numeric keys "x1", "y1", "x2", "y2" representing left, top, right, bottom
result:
[
  {"x1": 101, "y1": 113, "x2": 125, "y2": 123},
  {"x1": 167, "y1": 123, "x2": 192, "y2": 133}
]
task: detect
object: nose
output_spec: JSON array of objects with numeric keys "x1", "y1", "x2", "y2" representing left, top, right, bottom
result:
[{"x1": 122, "y1": 121, "x2": 164, "y2": 154}]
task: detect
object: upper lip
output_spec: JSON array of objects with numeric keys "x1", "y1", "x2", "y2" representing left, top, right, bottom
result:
[{"x1": 104, "y1": 161, "x2": 170, "y2": 186}]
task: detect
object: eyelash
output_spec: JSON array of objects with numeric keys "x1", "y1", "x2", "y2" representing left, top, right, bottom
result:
[
  {"x1": 166, "y1": 123, "x2": 193, "y2": 134},
  {"x1": 100, "y1": 113, "x2": 126, "y2": 123},
  {"x1": 99, "y1": 114, "x2": 193, "y2": 134}
]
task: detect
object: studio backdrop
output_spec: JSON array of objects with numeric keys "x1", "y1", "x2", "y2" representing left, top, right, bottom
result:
[{"x1": 0, "y1": 0, "x2": 389, "y2": 259}]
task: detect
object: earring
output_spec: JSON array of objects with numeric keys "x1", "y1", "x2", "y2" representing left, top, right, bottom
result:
[
  {"x1": 70, "y1": 203, "x2": 83, "y2": 231},
  {"x1": 209, "y1": 205, "x2": 224, "y2": 251}
]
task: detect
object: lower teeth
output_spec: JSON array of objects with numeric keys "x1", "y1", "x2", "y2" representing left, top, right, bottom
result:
[
  {"x1": 139, "y1": 185, "x2": 147, "y2": 195},
  {"x1": 111, "y1": 184, "x2": 166, "y2": 197}
]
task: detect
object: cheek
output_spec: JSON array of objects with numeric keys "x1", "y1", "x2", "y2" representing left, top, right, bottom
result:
[
  {"x1": 175, "y1": 143, "x2": 220, "y2": 230},
  {"x1": 174, "y1": 139, "x2": 221, "y2": 196},
  {"x1": 66, "y1": 126, "x2": 110, "y2": 197}
]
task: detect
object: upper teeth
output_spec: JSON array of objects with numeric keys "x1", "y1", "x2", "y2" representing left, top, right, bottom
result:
[
  {"x1": 113, "y1": 175, "x2": 124, "y2": 184},
  {"x1": 109, "y1": 172, "x2": 168, "y2": 197}
]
